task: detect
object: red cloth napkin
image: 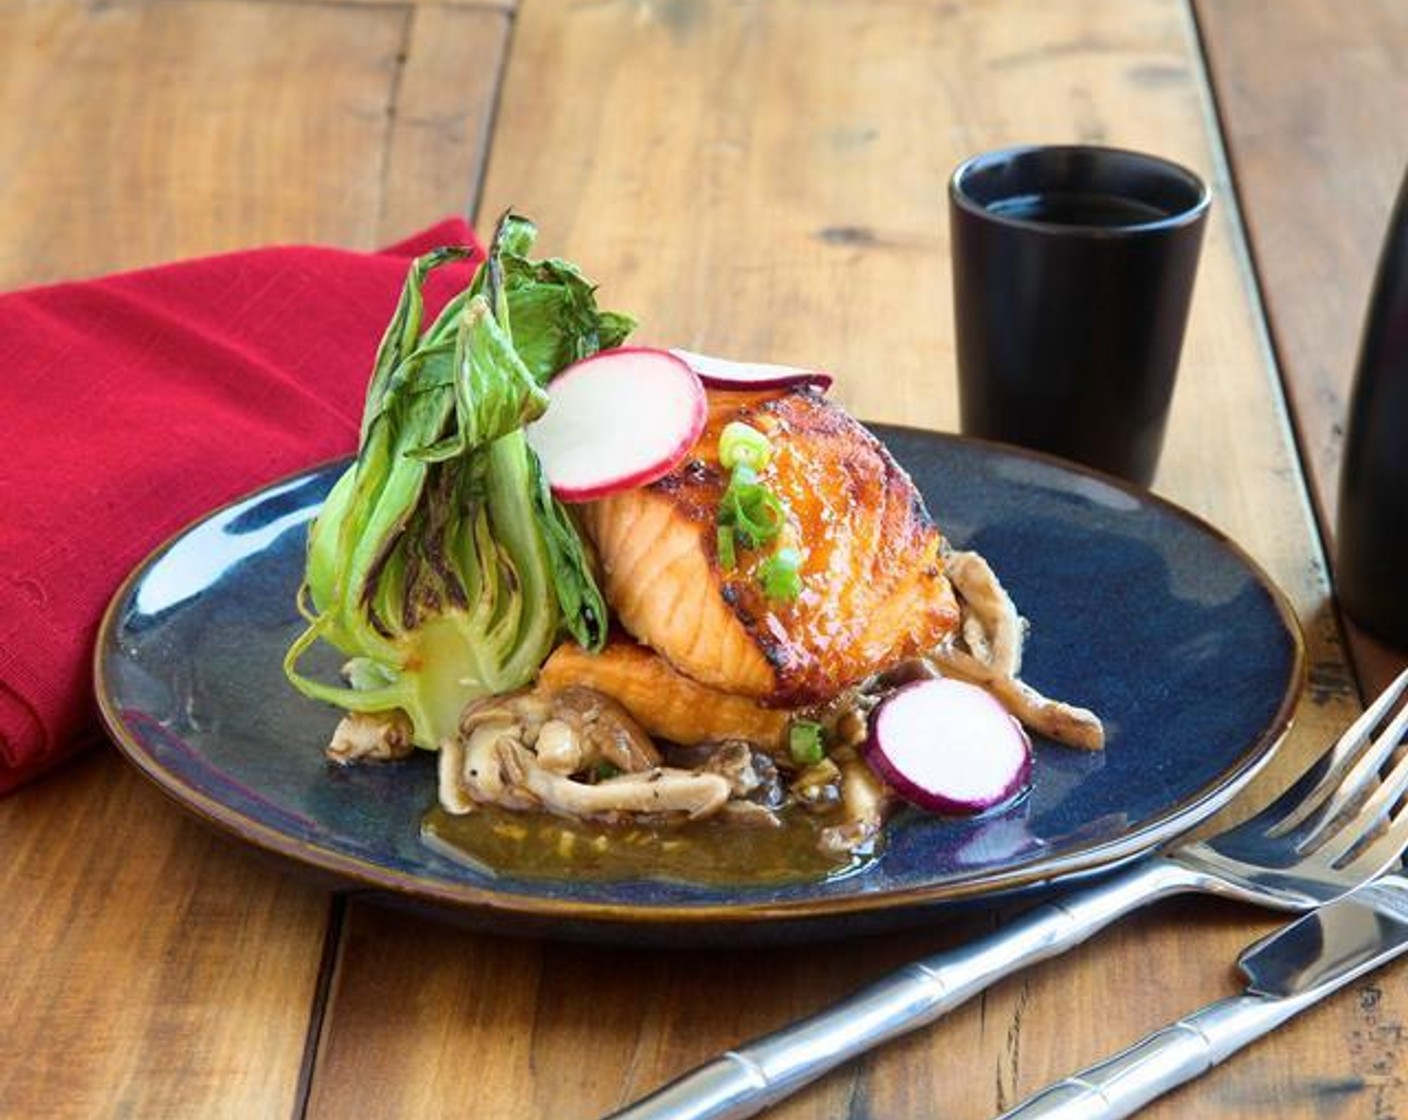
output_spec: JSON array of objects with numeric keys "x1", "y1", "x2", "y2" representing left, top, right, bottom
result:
[{"x1": 0, "y1": 219, "x2": 483, "y2": 795}]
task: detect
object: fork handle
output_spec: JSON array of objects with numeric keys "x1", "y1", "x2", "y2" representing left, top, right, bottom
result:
[{"x1": 603, "y1": 859, "x2": 1194, "y2": 1120}]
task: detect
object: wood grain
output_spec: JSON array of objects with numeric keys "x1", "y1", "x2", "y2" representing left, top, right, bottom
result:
[
  {"x1": 1195, "y1": 0, "x2": 1408, "y2": 534},
  {"x1": 308, "y1": 902, "x2": 1010, "y2": 1120},
  {"x1": 377, "y1": 4, "x2": 511, "y2": 244},
  {"x1": 0, "y1": 751, "x2": 330, "y2": 1117},
  {"x1": 0, "y1": 1, "x2": 510, "y2": 1116},
  {"x1": 0, "y1": 0, "x2": 509, "y2": 287},
  {"x1": 1195, "y1": 0, "x2": 1408, "y2": 693},
  {"x1": 306, "y1": 1, "x2": 1377, "y2": 1118}
]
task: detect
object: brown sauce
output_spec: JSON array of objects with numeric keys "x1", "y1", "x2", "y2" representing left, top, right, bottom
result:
[{"x1": 421, "y1": 803, "x2": 876, "y2": 886}]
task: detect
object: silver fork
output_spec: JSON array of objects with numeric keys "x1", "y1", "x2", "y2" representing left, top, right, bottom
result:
[{"x1": 606, "y1": 669, "x2": 1408, "y2": 1120}]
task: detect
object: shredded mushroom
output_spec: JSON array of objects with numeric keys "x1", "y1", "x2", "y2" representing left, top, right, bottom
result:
[
  {"x1": 818, "y1": 751, "x2": 889, "y2": 857},
  {"x1": 439, "y1": 687, "x2": 732, "y2": 822},
  {"x1": 936, "y1": 550, "x2": 1105, "y2": 751},
  {"x1": 326, "y1": 710, "x2": 415, "y2": 764},
  {"x1": 946, "y1": 551, "x2": 1025, "y2": 678}
]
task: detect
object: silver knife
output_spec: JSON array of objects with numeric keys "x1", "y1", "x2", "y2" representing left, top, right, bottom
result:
[{"x1": 997, "y1": 873, "x2": 1408, "y2": 1119}]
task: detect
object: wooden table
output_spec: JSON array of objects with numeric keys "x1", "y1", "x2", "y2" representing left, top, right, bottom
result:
[{"x1": 3, "y1": 1, "x2": 1407, "y2": 1116}]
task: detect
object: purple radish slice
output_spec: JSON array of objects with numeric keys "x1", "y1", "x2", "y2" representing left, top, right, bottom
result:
[
  {"x1": 527, "y1": 347, "x2": 707, "y2": 502},
  {"x1": 669, "y1": 348, "x2": 833, "y2": 392},
  {"x1": 865, "y1": 678, "x2": 1032, "y2": 814}
]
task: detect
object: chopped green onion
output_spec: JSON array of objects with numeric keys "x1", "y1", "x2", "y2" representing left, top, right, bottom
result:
[
  {"x1": 719, "y1": 464, "x2": 786, "y2": 548},
  {"x1": 714, "y1": 424, "x2": 798, "y2": 577},
  {"x1": 725, "y1": 484, "x2": 786, "y2": 547},
  {"x1": 719, "y1": 421, "x2": 773, "y2": 472},
  {"x1": 729, "y1": 463, "x2": 759, "y2": 489},
  {"x1": 717, "y1": 524, "x2": 737, "y2": 572},
  {"x1": 757, "y1": 547, "x2": 804, "y2": 601},
  {"x1": 788, "y1": 720, "x2": 826, "y2": 766}
]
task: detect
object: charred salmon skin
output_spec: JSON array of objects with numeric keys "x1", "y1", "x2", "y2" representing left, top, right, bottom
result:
[{"x1": 578, "y1": 387, "x2": 960, "y2": 707}]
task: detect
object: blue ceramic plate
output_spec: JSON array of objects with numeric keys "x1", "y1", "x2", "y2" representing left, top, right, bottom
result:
[{"x1": 95, "y1": 428, "x2": 1304, "y2": 944}]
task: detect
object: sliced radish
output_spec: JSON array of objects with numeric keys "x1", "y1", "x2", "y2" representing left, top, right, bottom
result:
[
  {"x1": 670, "y1": 348, "x2": 833, "y2": 393},
  {"x1": 527, "y1": 347, "x2": 707, "y2": 502},
  {"x1": 864, "y1": 678, "x2": 1032, "y2": 814}
]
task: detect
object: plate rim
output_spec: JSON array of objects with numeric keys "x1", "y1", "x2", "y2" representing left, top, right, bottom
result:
[{"x1": 94, "y1": 428, "x2": 1307, "y2": 928}]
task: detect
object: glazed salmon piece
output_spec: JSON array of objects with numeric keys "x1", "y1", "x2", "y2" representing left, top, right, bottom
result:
[
  {"x1": 538, "y1": 638, "x2": 792, "y2": 750},
  {"x1": 578, "y1": 387, "x2": 960, "y2": 707}
]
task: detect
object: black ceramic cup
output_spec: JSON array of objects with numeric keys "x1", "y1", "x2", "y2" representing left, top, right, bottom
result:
[{"x1": 950, "y1": 145, "x2": 1211, "y2": 486}]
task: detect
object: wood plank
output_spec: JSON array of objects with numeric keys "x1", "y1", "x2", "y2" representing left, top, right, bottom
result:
[
  {"x1": 308, "y1": 902, "x2": 1008, "y2": 1120},
  {"x1": 256, "y1": 0, "x2": 517, "y2": 9},
  {"x1": 0, "y1": 1, "x2": 511, "y2": 1116},
  {"x1": 310, "y1": 1, "x2": 1375, "y2": 1118},
  {"x1": 0, "y1": 751, "x2": 331, "y2": 1117},
  {"x1": 1194, "y1": 0, "x2": 1408, "y2": 691},
  {"x1": 0, "y1": 0, "x2": 508, "y2": 287},
  {"x1": 1195, "y1": 0, "x2": 1408, "y2": 533},
  {"x1": 377, "y1": 4, "x2": 511, "y2": 244}
]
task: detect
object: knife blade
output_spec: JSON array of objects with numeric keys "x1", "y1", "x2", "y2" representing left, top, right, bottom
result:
[{"x1": 996, "y1": 873, "x2": 1408, "y2": 1120}]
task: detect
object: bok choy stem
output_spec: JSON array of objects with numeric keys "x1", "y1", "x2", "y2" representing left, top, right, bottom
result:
[{"x1": 284, "y1": 215, "x2": 629, "y2": 749}]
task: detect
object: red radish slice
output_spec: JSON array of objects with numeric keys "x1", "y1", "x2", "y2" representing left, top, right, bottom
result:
[
  {"x1": 865, "y1": 678, "x2": 1032, "y2": 814},
  {"x1": 527, "y1": 347, "x2": 707, "y2": 502},
  {"x1": 670, "y1": 348, "x2": 833, "y2": 392}
]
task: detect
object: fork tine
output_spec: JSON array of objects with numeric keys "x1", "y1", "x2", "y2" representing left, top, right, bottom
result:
[
  {"x1": 1298, "y1": 695, "x2": 1408, "y2": 847},
  {"x1": 1327, "y1": 797, "x2": 1408, "y2": 884},
  {"x1": 1309, "y1": 741, "x2": 1408, "y2": 865},
  {"x1": 1263, "y1": 667, "x2": 1408, "y2": 839}
]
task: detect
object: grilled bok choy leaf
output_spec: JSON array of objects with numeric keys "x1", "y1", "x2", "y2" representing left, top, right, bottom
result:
[{"x1": 284, "y1": 216, "x2": 629, "y2": 750}]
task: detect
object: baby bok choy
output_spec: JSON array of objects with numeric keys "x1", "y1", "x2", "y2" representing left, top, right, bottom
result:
[{"x1": 284, "y1": 215, "x2": 631, "y2": 755}]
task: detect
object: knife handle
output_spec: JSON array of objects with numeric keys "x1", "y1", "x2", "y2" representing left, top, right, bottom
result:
[
  {"x1": 994, "y1": 993, "x2": 1306, "y2": 1120},
  {"x1": 603, "y1": 859, "x2": 1195, "y2": 1120}
]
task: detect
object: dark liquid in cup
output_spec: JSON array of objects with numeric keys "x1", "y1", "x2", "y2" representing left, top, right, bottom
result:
[{"x1": 987, "y1": 192, "x2": 1170, "y2": 227}]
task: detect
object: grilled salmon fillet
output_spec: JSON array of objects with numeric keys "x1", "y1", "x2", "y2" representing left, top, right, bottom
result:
[
  {"x1": 539, "y1": 637, "x2": 792, "y2": 750},
  {"x1": 578, "y1": 387, "x2": 960, "y2": 707}
]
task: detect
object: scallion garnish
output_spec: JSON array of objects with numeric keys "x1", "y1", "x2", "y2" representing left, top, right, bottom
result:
[
  {"x1": 728, "y1": 463, "x2": 759, "y2": 489},
  {"x1": 718, "y1": 421, "x2": 773, "y2": 472},
  {"x1": 720, "y1": 477, "x2": 786, "y2": 547},
  {"x1": 713, "y1": 417, "x2": 804, "y2": 600},
  {"x1": 717, "y1": 524, "x2": 737, "y2": 571},
  {"x1": 788, "y1": 720, "x2": 826, "y2": 766},
  {"x1": 757, "y1": 547, "x2": 804, "y2": 601}
]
